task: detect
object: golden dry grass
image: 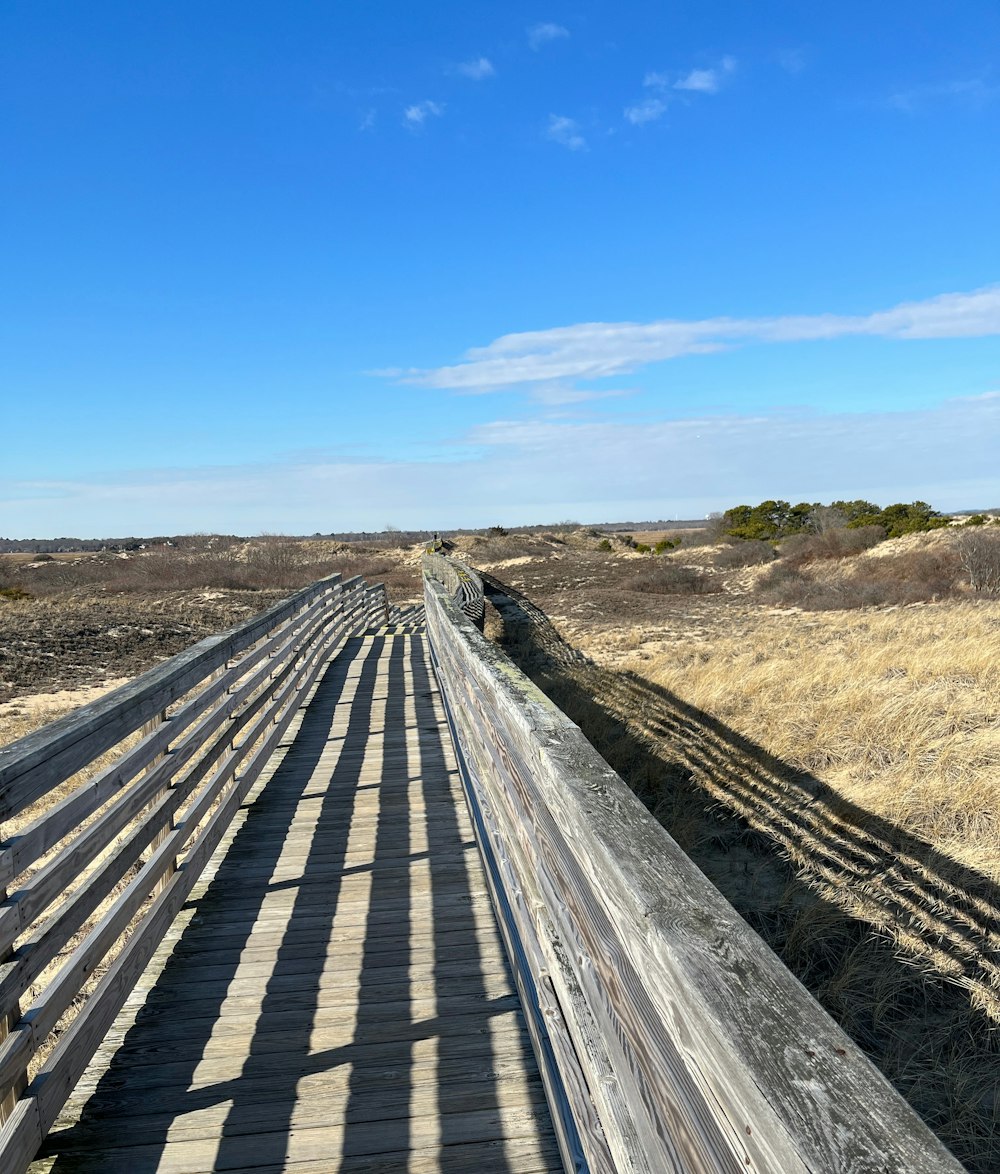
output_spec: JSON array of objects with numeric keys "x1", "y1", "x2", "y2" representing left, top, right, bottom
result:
[
  {"x1": 627, "y1": 601, "x2": 1000, "y2": 884},
  {"x1": 483, "y1": 560, "x2": 1000, "y2": 1169}
]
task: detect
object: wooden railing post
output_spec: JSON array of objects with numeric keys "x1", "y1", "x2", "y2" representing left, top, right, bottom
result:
[
  {"x1": 142, "y1": 709, "x2": 174, "y2": 897},
  {"x1": 0, "y1": 878, "x2": 27, "y2": 1126}
]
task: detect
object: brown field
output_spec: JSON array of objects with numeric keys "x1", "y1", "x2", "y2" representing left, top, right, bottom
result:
[
  {"x1": 0, "y1": 537, "x2": 422, "y2": 728},
  {"x1": 454, "y1": 524, "x2": 1000, "y2": 1172},
  {"x1": 2, "y1": 526, "x2": 998, "y2": 1166}
]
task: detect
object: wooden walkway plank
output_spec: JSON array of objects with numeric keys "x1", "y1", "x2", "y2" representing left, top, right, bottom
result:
[{"x1": 30, "y1": 628, "x2": 560, "y2": 1173}]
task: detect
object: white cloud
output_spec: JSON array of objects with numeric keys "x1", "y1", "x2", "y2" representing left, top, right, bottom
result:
[
  {"x1": 673, "y1": 56, "x2": 736, "y2": 94},
  {"x1": 389, "y1": 286, "x2": 1000, "y2": 391},
  {"x1": 888, "y1": 77, "x2": 999, "y2": 113},
  {"x1": 403, "y1": 100, "x2": 444, "y2": 126},
  {"x1": 643, "y1": 71, "x2": 670, "y2": 89},
  {"x1": 528, "y1": 22, "x2": 569, "y2": 50},
  {"x1": 457, "y1": 57, "x2": 495, "y2": 80},
  {"x1": 673, "y1": 68, "x2": 721, "y2": 94},
  {"x1": 624, "y1": 97, "x2": 667, "y2": 125},
  {"x1": 457, "y1": 394, "x2": 1000, "y2": 514},
  {"x1": 358, "y1": 108, "x2": 376, "y2": 131},
  {"x1": 7, "y1": 395, "x2": 998, "y2": 536},
  {"x1": 545, "y1": 114, "x2": 586, "y2": 150},
  {"x1": 628, "y1": 58, "x2": 736, "y2": 125}
]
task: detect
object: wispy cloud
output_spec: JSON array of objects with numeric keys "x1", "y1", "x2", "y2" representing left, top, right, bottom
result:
[
  {"x1": 643, "y1": 57, "x2": 737, "y2": 93},
  {"x1": 461, "y1": 393, "x2": 1000, "y2": 516},
  {"x1": 9, "y1": 394, "x2": 997, "y2": 536},
  {"x1": 528, "y1": 22, "x2": 569, "y2": 51},
  {"x1": 545, "y1": 114, "x2": 586, "y2": 150},
  {"x1": 624, "y1": 97, "x2": 667, "y2": 126},
  {"x1": 384, "y1": 286, "x2": 1000, "y2": 391},
  {"x1": 670, "y1": 56, "x2": 736, "y2": 94},
  {"x1": 527, "y1": 382, "x2": 630, "y2": 406},
  {"x1": 403, "y1": 100, "x2": 444, "y2": 127},
  {"x1": 358, "y1": 108, "x2": 376, "y2": 132},
  {"x1": 887, "y1": 76, "x2": 999, "y2": 112},
  {"x1": 456, "y1": 57, "x2": 495, "y2": 80},
  {"x1": 627, "y1": 57, "x2": 736, "y2": 125}
]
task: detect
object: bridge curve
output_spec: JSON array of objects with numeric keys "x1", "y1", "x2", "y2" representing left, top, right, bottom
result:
[{"x1": 0, "y1": 559, "x2": 964, "y2": 1172}]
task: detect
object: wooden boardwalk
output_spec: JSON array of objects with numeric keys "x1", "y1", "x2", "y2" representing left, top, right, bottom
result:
[{"x1": 30, "y1": 623, "x2": 560, "y2": 1173}]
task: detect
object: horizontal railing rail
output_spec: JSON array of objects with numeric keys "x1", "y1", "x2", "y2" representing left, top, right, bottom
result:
[
  {"x1": 0, "y1": 574, "x2": 389, "y2": 1171},
  {"x1": 423, "y1": 555, "x2": 962, "y2": 1173},
  {"x1": 422, "y1": 550, "x2": 485, "y2": 630}
]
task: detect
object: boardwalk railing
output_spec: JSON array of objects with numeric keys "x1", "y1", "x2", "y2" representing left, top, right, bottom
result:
[
  {"x1": 423, "y1": 553, "x2": 962, "y2": 1173},
  {"x1": 0, "y1": 574, "x2": 388, "y2": 1171}
]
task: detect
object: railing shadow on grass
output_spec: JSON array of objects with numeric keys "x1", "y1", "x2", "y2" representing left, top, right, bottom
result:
[
  {"x1": 38, "y1": 632, "x2": 532, "y2": 1172},
  {"x1": 482, "y1": 571, "x2": 1000, "y2": 1174}
]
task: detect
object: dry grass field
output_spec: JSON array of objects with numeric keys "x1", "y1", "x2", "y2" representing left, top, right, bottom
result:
[
  {"x1": 0, "y1": 537, "x2": 421, "y2": 745},
  {"x1": 2, "y1": 525, "x2": 998, "y2": 1165},
  {"x1": 459, "y1": 524, "x2": 1000, "y2": 1171}
]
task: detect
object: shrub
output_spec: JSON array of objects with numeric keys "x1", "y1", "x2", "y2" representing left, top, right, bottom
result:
[
  {"x1": 634, "y1": 542, "x2": 651, "y2": 554},
  {"x1": 779, "y1": 525, "x2": 885, "y2": 567},
  {"x1": 718, "y1": 498, "x2": 950, "y2": 541},
  {"x1": 963, "y1": 514, "x2": 988, "y2": 527},
  {"x1": 0, "y1": 586, "x2": 32, "y2": 601},
  {"x1": 654, "y1": 538, "x2": 679, "y2": 554},
  {"x1": 486, "y1": 525, "x2": 509, "y2": 537},
  {"x1": 957, "y1": 530, "x2": 1000, "y2": 596},
  {"x1": 712, "y1": 540, "x2": 776, "y2": 569},
  {"x1": 629, "y1": 563, "x2": 723, "y2": 595},
  {"x1": 597, "y1": 538, "x2": 613, "y2": 552},
  {"x1": 847, "y1": 501, "x2": 949, "y2": 538},
  {"x1": 757, "y1": 548, "x2": 961, "y2": 610},
  {"x1": 723, "y1": 500, "x2": 813, "y2": 540}
]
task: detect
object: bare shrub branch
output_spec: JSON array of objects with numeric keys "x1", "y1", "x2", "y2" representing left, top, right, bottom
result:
[{"x1": 957, "y1": 530, "x2": 1000, "y2": 596}]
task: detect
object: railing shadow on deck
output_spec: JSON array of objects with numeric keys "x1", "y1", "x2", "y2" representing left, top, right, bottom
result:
[
  {"x1": 38, "y1": 633, "x2": 533, "y2": 1173},
  {"x1": 481, "y1": 572, "x2": 1000, "y2": 1174}
]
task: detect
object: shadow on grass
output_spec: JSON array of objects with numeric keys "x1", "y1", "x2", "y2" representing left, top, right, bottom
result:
[{"x1": 482, "y1": 571, "x2": 1000, "y2": 1174}]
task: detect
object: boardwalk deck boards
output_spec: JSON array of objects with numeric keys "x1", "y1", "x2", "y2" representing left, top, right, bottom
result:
[
  {"x1": 27, "y1": 630, "x2": 561, "y2": 1174},
  {"x1": 0, "y1": 565, "x2": 967, "y2": 1172}
]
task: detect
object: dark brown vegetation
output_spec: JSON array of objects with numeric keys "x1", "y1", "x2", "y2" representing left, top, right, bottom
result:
[
  {"x1": 628, "y1": 561, "x2": 723, "y2": 594},
  {"x1": 0, "y1": 538, "x2": 421, "y2": 705},
  {"x1": 758, "y1": 546, "x2": 964, "y2": 609}
]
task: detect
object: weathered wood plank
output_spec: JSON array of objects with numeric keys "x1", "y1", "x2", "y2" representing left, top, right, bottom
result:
[
  {"x1": 0, "y1": 576, "x2": 352, "y2": 820},
  {"x1": 32, "y1": 1135, "x2": 562, "y2": 1174},
  {"x1": 0, "y1": 596, "x2": 362, "y2": 1153},
  {"x1": 424, "y1": 564, "x2": 964, "y2": 1173},
  {"x1": 31, "y1": 1112, "x2": 559, "y2": 1174},
  {"x1": 13, "y1": 629, "x2": 558, "y2": 1174}
]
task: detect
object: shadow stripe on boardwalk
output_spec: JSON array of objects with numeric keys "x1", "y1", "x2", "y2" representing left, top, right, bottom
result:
[{"x1": 33, "y1": 631, "x2": 558, "y2": 1174}]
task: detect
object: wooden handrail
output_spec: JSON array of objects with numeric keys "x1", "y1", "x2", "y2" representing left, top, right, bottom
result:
[
  {"x1": 422, "y1": 551, "x2": 485, "y2": 629},
  {"x1": 0, "y1": 574, "x2": 389, "y2": 1169},
  {"x1": 423, "y1": 557, "x2": 963, "y2": 1173},
  {"x1": 0, "y1": 574, "x2": 357, "y2": 823}
]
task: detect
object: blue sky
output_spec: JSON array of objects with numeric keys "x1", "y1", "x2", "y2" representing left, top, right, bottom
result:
[{"x1": 2, "y1": 1, "x2": 999, "y2": 536}]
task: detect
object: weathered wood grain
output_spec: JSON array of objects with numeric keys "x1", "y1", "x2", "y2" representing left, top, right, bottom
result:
[
  {"x1": 0, "y1": 577, "x2": 393, "y2": 1167},
  {"x1": 423, "y1": 561, "x2": 964, "y2": 1173},
  {"x1": 19, "y1": 628, "x2": 557, "y2": 1174},
  {"x1": 0, "y1": 584, "x2": 366, "y2": 1034},
  {"x1": 0, "y1": 575, "x2": 362, "y2": 821}
]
